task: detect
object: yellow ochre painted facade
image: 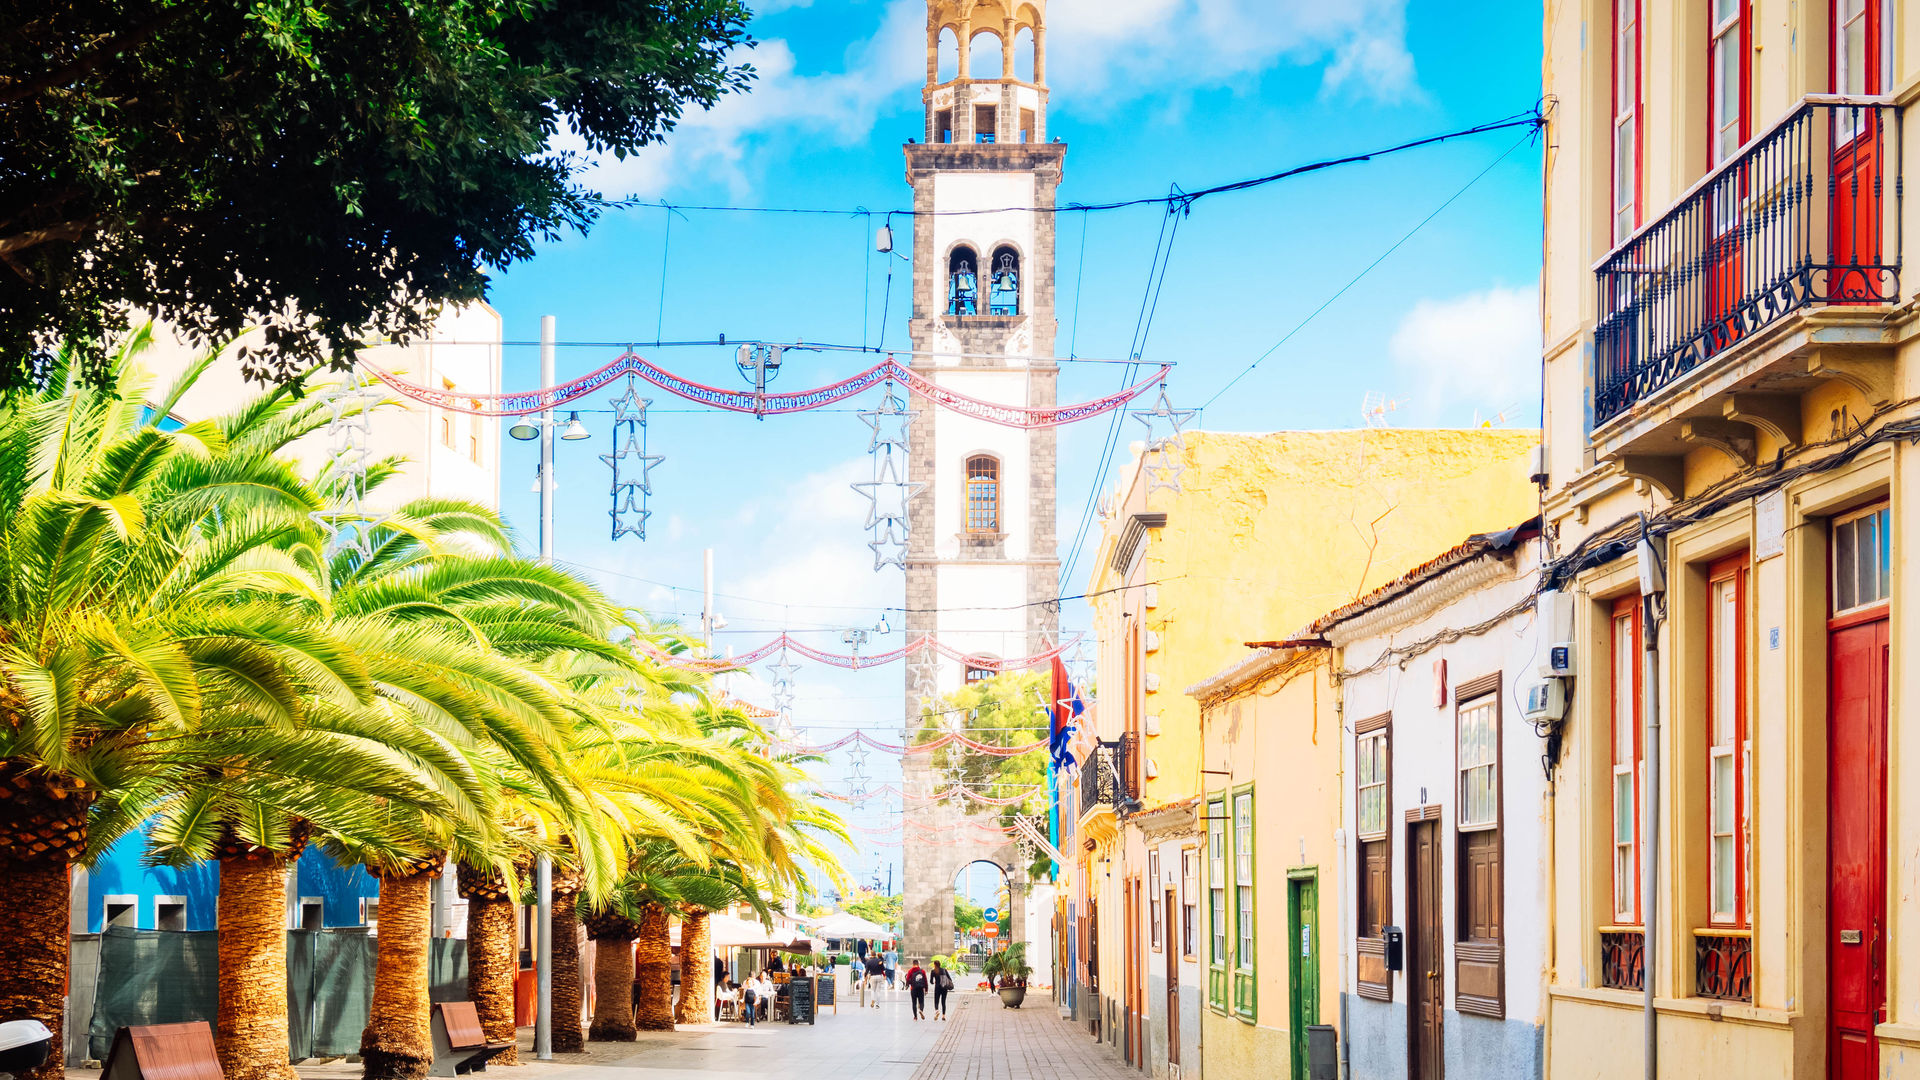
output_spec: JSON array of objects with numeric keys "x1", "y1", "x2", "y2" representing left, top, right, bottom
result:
[
  {"x1": 1078, "y1": 428, "x2": 1539, "y2": 1077},
  {"x1": 1539, "y1": 2, "x2": 1920, "y2": 1078}
]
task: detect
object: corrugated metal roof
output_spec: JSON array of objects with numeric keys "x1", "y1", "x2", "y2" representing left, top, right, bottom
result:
[{"x1": 1303, "y1": 516, "x2": 1539, "y2": 636}]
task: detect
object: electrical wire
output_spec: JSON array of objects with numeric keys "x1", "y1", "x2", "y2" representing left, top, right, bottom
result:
[
  {"x1": 606, "y1": 112, "x2": 1543, "y2": 221},
  {"x1": 1199, "y1": 129, "x2": 1537, "y2": 410}
]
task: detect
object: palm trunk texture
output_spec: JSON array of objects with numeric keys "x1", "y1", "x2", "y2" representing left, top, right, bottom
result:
[
  {"x1": 672, "y1": 911, "x2": 711, "y2": 1026},
  {"x1": 0, "y1": 858, "x2": 71, "y2": 1080},
  {"x1": 466, "y1": 899, "x2": 519, "y2": 1064},
  {"x1": 0, "y1": 762, "x2": 95, "y2": 1080},
  {"x1": 551, "y1": 896, "x2": 586, "y2": 1052},
  {"x1": 588, "y1": 934, "x2": 636, "y2": 1041},
  {"x1": 632, "y1": 904, "x2": 673, "y2": 1031},
  {"x1": 216, "y1": 853, "x2": 298, "y2": 1080},
  {"x1": 360, "y1": 867, "x2": 436, "y2": 1080}
]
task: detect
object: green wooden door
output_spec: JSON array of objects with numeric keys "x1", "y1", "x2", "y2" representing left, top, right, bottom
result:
[{"x1": 1287, "y1": 871, "x2": 1320, "y2": 1080}]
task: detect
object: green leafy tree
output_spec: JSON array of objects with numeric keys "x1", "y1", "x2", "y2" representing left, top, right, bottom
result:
[
  {"x1": 1, "y1": 0, "x2": 755, "y2": 389},
  {"x1": 915, "y1": 671, "x2": 1049, "y2": 837},
  {"x1": 952, "y1": 895, "x2": 984, "y2": 934},
  {"x1": 844, "y1": 888, "x2": 903, "y2": 929}
]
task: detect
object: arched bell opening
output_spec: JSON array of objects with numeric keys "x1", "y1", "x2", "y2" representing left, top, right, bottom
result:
[
  {"x1": 987, "y1": 246, "x2": 1021, "y2": 315},
  {"x1": 948, "y1": 246, "x2": 980, "y2": 315}
]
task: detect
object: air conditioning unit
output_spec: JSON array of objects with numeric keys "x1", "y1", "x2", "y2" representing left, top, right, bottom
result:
[
  {"x1": 1522, "y1": 679, "x2": 1567, "y2": 722},
  {"x1": 1537, "y1": 590, "x2": 1576, "y2": 677}
]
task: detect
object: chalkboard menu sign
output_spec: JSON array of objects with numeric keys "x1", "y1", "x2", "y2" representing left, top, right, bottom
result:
[
  {"x1": 816, "y1": 973, "x2": 835, "y2": 1010},
  {"x1": 787, "y1": 975, "x2": 816, "y2": 1024}
]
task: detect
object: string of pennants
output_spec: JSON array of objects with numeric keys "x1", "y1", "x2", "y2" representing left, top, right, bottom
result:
[
  {"x1": 365, "y1": 352, "x2": 1172, "y2": 426},
  {"x1": 816, "y1": 782, "x2": 1047, "y2": 806},
  {"x1": 776, "y1": 730, "x2": 1046, "y2": 757},
  {"x1": 631, "y1": 632, "x2": 1077, "y2": 673}
]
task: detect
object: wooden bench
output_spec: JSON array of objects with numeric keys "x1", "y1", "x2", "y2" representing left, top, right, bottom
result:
[
  {"x1": 428, "y1": 1002, "x2": 514, "y2": 1077},
  {"x1": 101, "y1": 1021, "x2": 223, "y2": 1080}
]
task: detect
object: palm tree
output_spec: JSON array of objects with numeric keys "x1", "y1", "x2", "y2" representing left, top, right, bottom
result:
[
  {"x1": 456, "y1": 858, "x2": 527, "y2": 1064},
  {"x1": 0, "y1": 331, "x2": 412, "y2": 1079},
  {"x1": 582, "y1": 904, "x2": 640, "y2": 1041},
  {"x1": 550, "y1": 861, "x2": 589, "y2": 1051},
  {"x1": 633, "y1": 903, "x2": 674, "y2": 1031},
  {"x1": 674, "y1": 909, "x2": 713, "y2": 1026},
  {"x1": 360, "y1": 855, "x2": 446, "y2": 1080}
]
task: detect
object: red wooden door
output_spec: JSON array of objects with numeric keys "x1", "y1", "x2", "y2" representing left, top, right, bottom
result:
[
  {"x1": 1408, "y1": 821, "x2": 1444, "y2": 1080},
  {"x1": 1828, "y1": 612, "x2": 1888, "y2": 1080},
  {"x1": 1830, "y1": 0, "x2": 1888, "y2": 300}
]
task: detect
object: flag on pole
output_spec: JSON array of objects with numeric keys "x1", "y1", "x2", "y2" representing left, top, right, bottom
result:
[{"x1": 1048, "y1": 655, "x2": 1084, "y2": 769}]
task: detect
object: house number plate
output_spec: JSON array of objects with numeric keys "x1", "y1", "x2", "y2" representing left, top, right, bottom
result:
[{"x1": 1841, "y1": 930, "x2": 1863, "y2": 944}]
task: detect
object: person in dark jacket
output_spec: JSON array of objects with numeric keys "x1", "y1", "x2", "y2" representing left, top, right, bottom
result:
[
  {"x1": 904, "y1": 960, "x2": 929, "y2": 1019},
  {"x1": 931, "y1": 959, "x2": 954, "y2": 1020}
]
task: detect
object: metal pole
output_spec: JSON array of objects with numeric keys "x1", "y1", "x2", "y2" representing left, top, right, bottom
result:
[
  {"x1": 703, "y1": 548, "x2": 715, "y2": 647},
  {"x1": 535, "y1": 315, "x2": 556, "y2": 1060},
  {"x1": 1642, "y1": 593, "x2": 1662, "y2": 1080}
]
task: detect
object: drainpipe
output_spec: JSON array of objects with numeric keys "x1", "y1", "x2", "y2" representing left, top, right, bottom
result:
[{"x1": 1636, "y1": 524, "x2": 1666, "y2": 1080}]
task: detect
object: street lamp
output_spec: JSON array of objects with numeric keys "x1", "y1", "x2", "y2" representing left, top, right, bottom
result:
[
  {"x1": 561, "y1": 411, "x2": 591, "y2": 441},
  {"x1": 508, "y1": 417, "x2": 539, "y2": 441}
]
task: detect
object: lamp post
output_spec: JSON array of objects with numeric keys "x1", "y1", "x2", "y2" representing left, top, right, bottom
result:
[
  {"x1": 1636, "y1": 523, "x2": 1667, "y2": 1080},
  {"x1": 535, "y1": 317, "x2": 555, "y2": 1060}
]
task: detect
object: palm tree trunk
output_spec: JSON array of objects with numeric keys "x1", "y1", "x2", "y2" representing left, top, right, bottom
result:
[
  {"x1": 360, "y1": 866, "x2": 436, "y2": 1080},
  {"x1": 632, "y1": 904, "x2": 673, "y2": 1031},
  {"x1": 0, "y1": 856, "x2": 72, "y2": 1080},
  {"x1": 587, "y1": 933, "x2": 636, "y2": 1041},
  {"x1": 0, "y1": 762, "x2": 94, "y2": 1080},
  {"x1": 466, "y1": 899, "x2": 518, "y2": 1064},
  {"x1": 551, "y1": 895, "x2": 585, "y2": 1052},
  {"x1": 216, "y1": 852, "x2": 297, "y2": 1080},
  {"x1": 672, "y1": 911, "x2": 711, "y2": 1025}
]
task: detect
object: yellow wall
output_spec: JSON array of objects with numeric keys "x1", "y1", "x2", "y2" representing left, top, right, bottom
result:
[
  {"x1": 1087, "y1": 428, "x2": 1541, "y2": 812},
  {"x1": 1195, "y1": 652, "x2": 1340, "y2": 1080}
]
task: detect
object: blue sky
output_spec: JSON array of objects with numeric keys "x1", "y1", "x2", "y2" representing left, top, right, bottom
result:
[{"x1": 482, "y1": 0, "x2": 1544, "y2": 899}]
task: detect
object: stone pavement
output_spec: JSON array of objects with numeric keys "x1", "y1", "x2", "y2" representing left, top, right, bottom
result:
[
  {"x1": 909, "y1": 993, "x2": 1137, "y2": 1080},
  {"x1": 77, "y1": 984, "x2": 1130, "y2": 1080}
]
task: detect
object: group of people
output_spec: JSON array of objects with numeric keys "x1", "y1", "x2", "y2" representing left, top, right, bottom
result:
[
  {"x1": 849, "y1": 938, "x2": 952, "y2": 1019},
  {"x1": 715, "y1": 969, "x2": 779, "y2": 1026},
  {"x1": 901, "y1": 958, "x2": 955, "y2": 1021}
]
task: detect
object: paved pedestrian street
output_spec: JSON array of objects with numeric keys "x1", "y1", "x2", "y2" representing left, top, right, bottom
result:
[{"x1": 84, "y1": 989, "x2": 1130, "y2": 1080}]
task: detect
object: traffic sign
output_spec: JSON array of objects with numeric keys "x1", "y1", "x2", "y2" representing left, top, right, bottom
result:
[{"x1": 983, "y1": 907, "x2": 998, "y2": 923}]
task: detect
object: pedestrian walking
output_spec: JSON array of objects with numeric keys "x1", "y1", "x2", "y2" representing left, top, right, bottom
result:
[
  {"x1": 884, "y1": 948, "x2": 898, "y2": 990},
  {"x1": 742, "y1": 976, "x2": 759, "y2": 1027},
  {"x1": 905, "y1": 960, "x2": 929, "y2": 1019},
  {"x1": 931, "y1": 959, "x2": 953, "y2": 1020},
  {"x1": 863, "y1": 948, "x2": 887, "y2": 1007}
]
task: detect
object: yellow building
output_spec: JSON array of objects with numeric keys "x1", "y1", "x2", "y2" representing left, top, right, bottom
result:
[
  {"x1": 1539, "y1": 3, "x2": 1920, "y2": 1079},
  {"x1": 1073, "y1": 428, "x2": 1538, "y2": 1079},
  {"x1": 1187, "y1": 647, "x2": 1338, "y2": 1080}
]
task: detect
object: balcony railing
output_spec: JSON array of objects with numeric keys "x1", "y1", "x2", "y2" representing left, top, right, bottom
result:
[
  {"x1": 1599, "y1": 928, "x2": 1644, "y2": 991},
  {"x1": 1077, "y1": 740, "x2": 1137, "y2": 815},
  {"x1": 1593, "y1": 98, "x2": 1900, "y2": 426}
]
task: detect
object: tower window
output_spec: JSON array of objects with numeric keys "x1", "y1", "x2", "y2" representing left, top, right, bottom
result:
[
  {"x1": 975, "y1": 105, "x2": 997, "y2": 143},
  {"x1": 948, "y1": 247, "x2": 980, "y2": 315},
  {"x1": 965, "y1": 661, "x2": 997, "y2": 684},
  {"x1": 965, "y1": 454, "x2": 1000, "y2": 532},
  {"x1": 935, "y1": 108, "x2": 953, "y2": 144},
  {"x1": 988, "y1": 247, "x2": 1020, "y2": 315}
]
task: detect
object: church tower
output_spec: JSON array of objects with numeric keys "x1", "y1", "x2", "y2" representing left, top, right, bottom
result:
[{"x1": 900, "y1": 0, "x2": 1061, "y2": 962}]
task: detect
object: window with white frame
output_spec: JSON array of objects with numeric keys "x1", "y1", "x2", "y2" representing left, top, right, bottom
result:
[
  {"x1": 1612, "y1": 598, "x2": 1643, "y2": 925},
  {"x1": 1707, "y1": 557, "x2": 1750, "y2": 925},
  {"x1": 1832, "y1": 503, "x2": 1891, "y2": 614},
  {"x1": 1231, "y1": 788, "x2": 1256, "y2": 1018},
  {"x1": 1208, "y1": 796, "x2": 1227, "y2": 1011},
  {"x1": 1149, "y1": 850, "x2": 1163, "y2": 951},
  {"x1": 1612, "y1": 0, "x2": 1641, "y2": 242}
]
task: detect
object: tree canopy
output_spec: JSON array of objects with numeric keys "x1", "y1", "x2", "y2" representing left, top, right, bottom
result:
[{"x1": 0, "y1": 0, "x2": 755, "y2": 389}]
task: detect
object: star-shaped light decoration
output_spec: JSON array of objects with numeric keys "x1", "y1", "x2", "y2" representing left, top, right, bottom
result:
[
  {"x1": 851, "y1": 382, "x2": 925, "y2": 570},
  {"x1": 312, "y1": 379, "x2": 390, "y2": 559},
  {"x1": 603, "y1": 377, "x2": 664, "y2": 540},
  {"x1": 845, "y1": 744, "x2": 872, "y2": 772},
  {"x1": 1129, "y1": 383, "x2": 1195, "y2": 493},
  {"x1": 909, "y1": 652, "x2": 941, "y2": 708},
  {"x1": 764, "y1": 651, "x2": 801, "y2": 716}
]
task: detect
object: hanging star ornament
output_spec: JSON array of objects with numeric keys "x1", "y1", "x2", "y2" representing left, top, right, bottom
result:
[
  {"x1": 603, "y1": 377, "x2": 664, "y2": 540},
  {"x1": 1130, "y1": 383, "x2": 1195, "y2": 493},
  {"x1": 851, "y1": 381, "x2": 925, "y2": 571}
]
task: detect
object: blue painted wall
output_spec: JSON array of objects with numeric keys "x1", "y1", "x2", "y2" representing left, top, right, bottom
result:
[
  {"x1": 84, "y1": 829, "x2": 379, "y2": 932},
  {"x1": 1343, "y1": 993, "x2": 1543, "y2": 1080}
]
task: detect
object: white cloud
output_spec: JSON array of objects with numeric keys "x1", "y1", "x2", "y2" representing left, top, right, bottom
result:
[
  {"x1": 562, "y1": 0, "x2": 1419, "y2": 197},
  {"x1": 1389, "y1": 283, "x2": 1541, "y2": 423},
  {"x1": 726, "y1": 457, "x2": 897, "y2": 617}
]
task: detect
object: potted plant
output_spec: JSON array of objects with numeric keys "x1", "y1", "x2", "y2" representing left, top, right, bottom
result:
[{"x1": 983, "y1": 943, "x2": 1032, "y2": 1008}]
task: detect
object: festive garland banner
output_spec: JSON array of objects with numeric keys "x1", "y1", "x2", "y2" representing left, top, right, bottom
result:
[{"x1": 364, "y1": 353, "x2": 1172, "y2": 428}]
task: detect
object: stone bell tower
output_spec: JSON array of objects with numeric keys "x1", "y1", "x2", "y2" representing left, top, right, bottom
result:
[{"x1": 899, "y1": 0, "x2": 1061, "y2": 963}]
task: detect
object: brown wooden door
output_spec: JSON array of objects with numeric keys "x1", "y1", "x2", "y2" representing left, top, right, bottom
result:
[
  {"x1": 1123, "y1": 878, "x2": 1139, "y2": 1066},
  {"x1": 1408, "y1": 820, "x2": 1444, "y2": 1080},
  {"x1": 1165, "y1": 888, "x2": 1179, "y2": 1068},
  {"x1": 1829, "y1": 612, "x2": 1889, "y2": 1080}
]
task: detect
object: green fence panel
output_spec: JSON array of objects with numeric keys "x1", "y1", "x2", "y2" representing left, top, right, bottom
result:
[
  {"x1": 309, "y1": 928, "x2": 375, "y2": 1057},
  {"x1": 428, "y1": 938, "x2": 469, "y2": 1002},
  {"x1": 87, "y1": 926, "x2": 218, "y2": 1060}
]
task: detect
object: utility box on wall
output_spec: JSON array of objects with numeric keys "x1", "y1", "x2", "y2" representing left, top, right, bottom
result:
[{"x1": 1306, "y1": 1024, "x2": 1338, "y2": 1080}]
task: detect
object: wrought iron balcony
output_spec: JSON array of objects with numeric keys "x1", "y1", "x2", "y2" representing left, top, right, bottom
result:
[
  {"x1": 1076, "y1": 740, "x2": 1138, "y2": 818},
  {"x1": 1593, "y1": 97, "x2": 1900, "y2": 427}
]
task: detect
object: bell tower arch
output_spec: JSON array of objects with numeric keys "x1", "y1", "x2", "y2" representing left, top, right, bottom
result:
[{"x1": 900, "y1": 0, "x2": 1061, "y2": 964}]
